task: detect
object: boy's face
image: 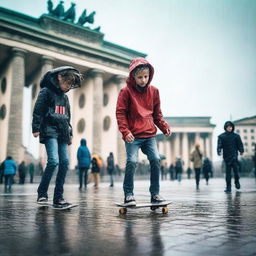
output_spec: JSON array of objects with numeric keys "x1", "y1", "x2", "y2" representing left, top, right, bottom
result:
[
  {"x1": 226, "y1": 125, "x2": 233, "y2": 132},
  {"x1": 134, "y1": 69, "x2": 150, "y2": 87},
  {"x1": 58, "y1": 75, "x2": 72, "y2": 92}
]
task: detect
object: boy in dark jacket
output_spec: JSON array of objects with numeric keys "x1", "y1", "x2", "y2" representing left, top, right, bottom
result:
[
  {"x1": 116, "y1": 57, "x2": 171, "y2": 206},
  {"x1": 32, "y1": 66, "x2": 82, "y2": 208},
  {"x1": 217, "y1": 121, "x2": 244, "y2": 192},
  {"x1": 77, "y1": 138, "x2": 91, "y2": 189},
  {"x1": 202, "y1": 157, "x2": 212, "y2": 185},
  {"x1": 107, "y1": 152, "x2": 115, "y2": 187}
]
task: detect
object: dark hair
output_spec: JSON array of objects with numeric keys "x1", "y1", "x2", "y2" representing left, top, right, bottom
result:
[
  {"x1": 132, "y1": 64, "x2": 150, "y2": 76},
  {"x1": 58, "y1": 70, "x2": 83, "y2": 89}
]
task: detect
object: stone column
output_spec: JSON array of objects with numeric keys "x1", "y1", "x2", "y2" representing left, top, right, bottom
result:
[
  {"x1": 165, "y1": 138, "x2": 172, "y2": 165},
  {"x1": 200, "y1": 133, "x2": 207, "y2": 157},
  {"x1": 163, "y1": 139, "x2": 168, "y2": 159},
  {"x1": 7, "y1": 48, "x2": 27, "y2": 162},
  {"x1": 38, "y1": 56, "x2": 54, "y2": 166},
  {"x1": 90, "y1": 69, "x2": 104, "y2": 156},
  {"x1": 188, "y1": 133, "x2": 195, "y2": 167},
  {"x1": 205, "y1": 135, "x2": 210, "y2": 158},
  {"x1": 203, "y1": 137, "x2": 207, "y2": 157},
  {"x1": 208, "y1": 133, "x2": 213, "y2": 160},
  {"x1": 173, "y1": 133, "x2": 180, "y2": 159},
  {"x1": 195, "y1": 132, "x2": 200, "y2": 145},
  {"x1": 114, "y1": 75, "x2": 126, "y2": 169},
  {"x1": 41, "y1": 56, "x2": 54, "y2": 76},
  {"x1": 182, "y1": 133, "x2": 189, "y2": 168},
  {"x1": 170, "y1": 136, "x2": 175, "y2": 164}
]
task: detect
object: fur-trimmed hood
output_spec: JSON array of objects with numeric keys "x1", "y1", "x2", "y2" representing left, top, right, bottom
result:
[{"x1": 40, "y1": 66, "x2": 81, "y2": 92}]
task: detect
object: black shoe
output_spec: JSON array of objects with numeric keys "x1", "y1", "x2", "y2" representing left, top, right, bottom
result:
[
  {"x1": 53, "y1": 203, "x2": 71, "y2": 209},
  {"x1": 124, "y1": 195, "x2": 136, "y2": 206},
  {"x1": 235, "y1": 181, "x2": 240, "y2": 189},
  {"x1": 224, "y1": 188, "x2": 231, "y2": 193},
  {"x1": 151, "y1": 194, "x2": 166, "y2": 203}
]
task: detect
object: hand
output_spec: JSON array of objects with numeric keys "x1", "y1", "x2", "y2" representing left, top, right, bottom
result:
[
  {"x1": 125, "y1": 133, "x2": 134, "y2": 143},
  {"x1": 33, "y1": 132, "x2": 40, "y2": 137},
  {"x1": 164, "y1": 128, "x2": 171, "y2": 137}
]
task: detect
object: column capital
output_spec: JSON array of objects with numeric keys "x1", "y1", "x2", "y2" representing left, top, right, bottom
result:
[
  {"x1": 11, "y1": 47, "x2": 27, "y2": 58},
  {"x1": 111, "y1": 75, "x2": 126, "y2": 84},
  {"x1": 41, "y1": 55, "x2": 55, "y2": 65},
  {"x1": 87, "y1": 69, "x2": 104, "y2": 78}
]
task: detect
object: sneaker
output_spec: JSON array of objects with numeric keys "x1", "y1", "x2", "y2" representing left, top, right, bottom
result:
[
  {"x1": 124, "y1": 195, "x2": 136, "y2": 206},
  {"x1": 52, "y1": 203, "x2": 71, "y2": 209},
  {"x1": 151, "y1": 194, "x2": 166, "y2": 203},
  {"x1": 235, "y1": 181, "x2": 240, "y2": 189},
  {"x1": 37, "y1": 197, "x2": 48, "y2": 204},
  {"x1": 54, "y1": 198, "x2": 69, "y2": 206},
  {"x1": 224, "y1": 188, "x2": 231, "y2": 193}
]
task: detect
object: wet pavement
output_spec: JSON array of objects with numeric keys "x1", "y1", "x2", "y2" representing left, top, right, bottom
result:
[{"x1": 0, "y1": 177, "x2": 256, "y2": 256}]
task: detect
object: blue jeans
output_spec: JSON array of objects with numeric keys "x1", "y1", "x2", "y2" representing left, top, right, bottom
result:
[
  {"x1": 79, "y1": 167, "x2": 89, "y2": 188},
  {"x1": 123, "y1": 137, "x2": 161, "y2": 196},
  {"x1": 37, "y1": 138, "x2": 69, "y2": 203},
  {"x1": 4, "y1": 174, "x2": 14, "y2": 190}
]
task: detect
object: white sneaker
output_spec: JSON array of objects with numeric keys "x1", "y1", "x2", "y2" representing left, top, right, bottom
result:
[{"x1": 124, "y1": 195, "x2": 136, "y2": 206}]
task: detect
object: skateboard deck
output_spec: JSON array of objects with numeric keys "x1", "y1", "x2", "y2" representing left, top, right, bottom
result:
[
  {"x1": 37, "y1": 202, "x2": 79, "y2": 210},
  {"x1": 115, "y1": 201, "x2": 171, "y2": 214}
]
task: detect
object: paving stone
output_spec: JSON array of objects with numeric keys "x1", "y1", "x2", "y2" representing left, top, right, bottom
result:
[{"x1": 0, "y1": 178, "x2": 255, "y2": 256}]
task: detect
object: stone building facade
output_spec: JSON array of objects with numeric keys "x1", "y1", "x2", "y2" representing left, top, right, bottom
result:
[
  {"x1": 156, "y1": 117, "x2": 215, "y2": 169},
  {"x1": 0, "y1": 7, "x2": 146, "y2": 168},
  {"x1": 233, "y1": 115, "x2": 256, "y2": 156}
]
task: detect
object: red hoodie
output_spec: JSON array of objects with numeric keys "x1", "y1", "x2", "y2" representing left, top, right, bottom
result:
[{"x1": 116, "y1": 58, "x2": 170, "y2": 140}]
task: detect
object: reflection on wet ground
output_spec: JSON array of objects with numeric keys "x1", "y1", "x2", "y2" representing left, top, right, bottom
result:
[{"x1": 0, "y1": 178, "x2": 255, "y2": 256}]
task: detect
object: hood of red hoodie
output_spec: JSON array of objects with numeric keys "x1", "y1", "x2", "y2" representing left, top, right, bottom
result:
[{"x1": 126, "y1": 58, "x2": 154, "y2": 89}]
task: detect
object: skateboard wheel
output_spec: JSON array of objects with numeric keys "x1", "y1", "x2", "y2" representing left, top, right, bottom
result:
[
  {"x1": 150, "y1": 206, "x2": 157, "y2": 211},
  {"x1": 162, "y1": 207, "x2": 168, "y2": 214},
  {"x1": 119, "y1": 208, "x2": 127, "y2": 215}
]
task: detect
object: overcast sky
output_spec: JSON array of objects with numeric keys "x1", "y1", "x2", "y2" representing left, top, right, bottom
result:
[{"x1": 1, "y1": 0, "x2": 255, "y2": 160}]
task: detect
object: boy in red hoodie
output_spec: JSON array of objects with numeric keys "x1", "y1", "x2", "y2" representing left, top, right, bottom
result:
[{"x1": 116, "y1": 58, "x2": 171, "y2": 206}]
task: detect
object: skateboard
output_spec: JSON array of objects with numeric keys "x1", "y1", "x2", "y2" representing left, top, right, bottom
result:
[
  {"x1": 115, "y1": 201, "x2": 171, "y2": 215},
  {"x1": 37, "y1": 202, "x2": 79, "y2": 210}
]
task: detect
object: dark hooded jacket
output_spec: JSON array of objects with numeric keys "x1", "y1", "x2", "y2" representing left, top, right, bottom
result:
[
  {"x1": 116, "y1": 58, "x2": 170, "y2": 139},
  {"x1": 77, "y1": 139, "x2": 91, "y2": 168},
  {"x1": 217, "y1": 121, "x2": 244, "y2": 163},
  {"x1": 32, "y1": 66, "x2": 79, "y2": 144},
  {"x1": 107, "y1": 153, "x2": 115, "y2": 174}
]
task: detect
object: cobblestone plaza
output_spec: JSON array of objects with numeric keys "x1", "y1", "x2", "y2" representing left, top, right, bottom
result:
[{"x1": 0, "y1": 178, "x2": 255, "y2": 256}]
